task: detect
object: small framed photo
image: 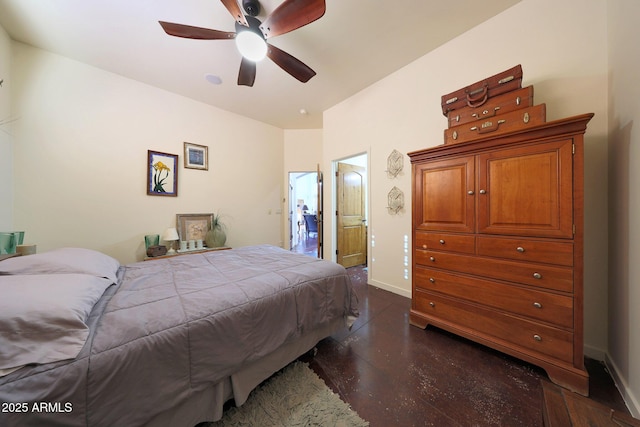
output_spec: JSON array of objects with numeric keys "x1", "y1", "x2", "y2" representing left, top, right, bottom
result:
[
  {"x1": 184, "y1": 142, "x2": 208, "y2": 170},
  {"x1": 147, "y1": 150, "x2": 178, "y2": 197},
  {"x1": 176, "y1": 213, "x2": 213, "y2": 241}
]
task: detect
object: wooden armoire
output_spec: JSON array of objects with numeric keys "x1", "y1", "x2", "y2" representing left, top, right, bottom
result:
[{"x1": 408, "y1": 113, "x2": 593, "y2": 395}]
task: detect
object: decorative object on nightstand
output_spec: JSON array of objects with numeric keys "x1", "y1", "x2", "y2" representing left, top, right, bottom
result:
[
  {"x1": 0, "y1": 231, "x2": 25, "y2": 254},
  {"x1": 162, "y1": 227, "x2": 180, "y2": 254},
  {"x1": 0, "y1": 233, "x2": 17, "y2": 254},
  {"x1": 176, "y1": 213, "x2": 213, "y2": 244},
  {"x1": 205, "y1": 213, "x2": 227, "y2": 248},
  {"x1": 16, "y1": 244, "x2": 36, "y2": 256},
  {"x1": 146, "y1": 245, "x2": 168, "y2": 257},
  {"x1": 144, "y1": 234, "x2": 164, "y2": 257},
  {"x1": 144, "y1": 234, "x2": 160, "y2": 249}
]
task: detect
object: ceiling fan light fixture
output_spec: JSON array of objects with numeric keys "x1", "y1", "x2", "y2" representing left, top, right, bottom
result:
[{"x1": 235, "y1": 30, "x2": 267, "y2": 62}]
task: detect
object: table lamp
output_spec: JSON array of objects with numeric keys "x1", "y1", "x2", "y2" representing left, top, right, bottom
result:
[{"x1": 162, "y1": 227, "x2": 180, "y2": 254}]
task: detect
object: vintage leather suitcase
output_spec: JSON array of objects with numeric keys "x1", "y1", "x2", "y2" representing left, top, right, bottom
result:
[
  {"x1": 447, "y1": 85, "x2": 534, "y2": 128},
  {"x1": 441, "y1": 64, "x2": 523, "y2": 115},
  {"x1": 444, "y1": 103, "x2": 546, "y2": 145}
]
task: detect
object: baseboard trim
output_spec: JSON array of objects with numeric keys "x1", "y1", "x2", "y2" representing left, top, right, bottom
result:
[
  {"x1": 584, "y1": 344, "x2": 606, "y2": 361},
  {"x1": 368, "y1": 279, "x2": 411, "y2": 299},
  {"x1": 604, "y1": 353, "x2": 640, "y2": 418}
]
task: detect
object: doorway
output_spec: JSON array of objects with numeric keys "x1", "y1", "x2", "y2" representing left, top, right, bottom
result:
[
  {"x1": 335, "y1": 154, "x2": 368, "y2": 268},
  {"x1": 288, "y1": 171, "x2": 322, "y2": 258}
]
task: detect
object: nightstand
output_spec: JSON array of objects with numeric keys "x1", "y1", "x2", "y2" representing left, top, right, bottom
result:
[
  {"x1": 144, "y1": 246, "x2": 231, "y2": 261},
  {"x1": 0, "y1": 253, "x2": 22, "y2": 262}
]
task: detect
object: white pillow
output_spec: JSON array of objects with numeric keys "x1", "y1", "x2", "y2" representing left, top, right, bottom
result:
[
  {"x1": 0, "y1": 247, "x2": 120, "y2": 283},
  {"x1": 0, "y1": 274, "x2": 113, "y2": 370}
]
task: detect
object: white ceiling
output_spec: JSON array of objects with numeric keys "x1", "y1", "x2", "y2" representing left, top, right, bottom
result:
[{"x1": 0, "y1": 0, "x2": 520, "y2": 129}]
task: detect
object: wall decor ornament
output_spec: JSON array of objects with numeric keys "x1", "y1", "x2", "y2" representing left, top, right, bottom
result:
[
  {"x1": 184, "y1": 142, "x2": 208, "y2": 170},
  {"x1": 386, "y1": 149, "x2": 404, "y2": 178},
  {"x1": 387, "y1": 186, "x2": 404, "y2": 214},
  {"x1": 147, "y1": 150, "x2": 178, "y2": 196},
  {"x1": 176, "y1": 213, "x2": 214, "y2": 243}
]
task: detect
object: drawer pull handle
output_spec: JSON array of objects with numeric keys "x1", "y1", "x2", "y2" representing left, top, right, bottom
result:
[
  {"x1": 533, "y1": 272, "x2": 542, "y2": 279},
  {"x1": 429, "y1": 278, "x2": 435, "y2": 283},
  {"x1": 533, "y1": 302, "x2": 542, "y2": 309},
  {"x1": 533, "y1": 334, "x2": 542, "y2": 342},
  {"x1": 467, "y1": 190, "x2": 475, "y2": 195},
  {"x1": 429, "y1": 302, "x2": 435, "y2": 308},
  {"x1": 479, "y1": 189, "x2": 487, "y2": 194},
  {"x1": 516, "y1": 246, "x2": 525, "y2": 253},
  {"x1": 422, "y1": 244, "x2": 427, "y2": 249},
  {"x1": 439, "y1": 239, "x2": 445, "y2": 244},
  {"x1": 430, "y1": 256, "x2": 436, "y2": 262}
]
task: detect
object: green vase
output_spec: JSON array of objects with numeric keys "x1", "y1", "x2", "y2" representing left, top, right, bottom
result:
[{"x1": 205, "y1": 227, "x2": 227, "y2": 248}]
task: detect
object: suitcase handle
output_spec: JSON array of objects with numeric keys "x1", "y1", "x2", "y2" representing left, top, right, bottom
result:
[
  {"x1": 466, "y1": 84, "x2": 488, "y2": 107},
  {"x1": 470, "y1": 119, "x2": 506, "y2": 134}
]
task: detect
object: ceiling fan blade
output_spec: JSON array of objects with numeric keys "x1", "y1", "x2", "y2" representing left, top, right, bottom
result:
[
  {"x1": 260, "y1": 0, "x2": 326, "y2": 39},
  {"x1": 159, "y1": 21, "x2": 235, "y2": 40},
  {"x1": 267, "y1": 43, "x2": 316, "y2": 83},
  {"x1": 220, "y1": 0, "x2": 249, "y2": 27},
  {"x1": 238, "y1": 57, "x2": 257, "y2": 86}
]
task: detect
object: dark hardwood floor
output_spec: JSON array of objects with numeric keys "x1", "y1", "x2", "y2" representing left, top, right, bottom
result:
[{"x1": 292, "y1": 239, "x2": 633, "y2": 426}]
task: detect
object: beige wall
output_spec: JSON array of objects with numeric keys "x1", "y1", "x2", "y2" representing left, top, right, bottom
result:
[
  {"x1": 11, "y1": 42, "x2": 284, "y2": 264},
  {"x1": 607, "y1": 0, "x2": 640, "y2": 417},
  {"x1": 0, "y1": 24, "x2": 11, "y2": 229}
]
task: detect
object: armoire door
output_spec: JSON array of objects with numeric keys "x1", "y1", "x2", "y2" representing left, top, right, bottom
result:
[
  {"x1": 414, "y1": 156, "x2": 475, "y2": 233},
  {"x1": 476, "y1": 139, "x2": 574, "y2": 238}
]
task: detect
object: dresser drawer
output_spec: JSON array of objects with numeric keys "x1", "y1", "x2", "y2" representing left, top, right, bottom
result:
[
  {"x1": 415, "y1": 250, "x2": 573, "y2": 292},
  {"x1": 414, "y1": 266, "x2": 573, "y2": 328},
  {"x1": 413, "y1": 290, "x2": 574, "y2": 363},
  {"x1": 477, "y1": 236, "x2": 573, "y2": 266},
  {"x1": 415, "y1": 232, "x2": 475, "y2": 254}
]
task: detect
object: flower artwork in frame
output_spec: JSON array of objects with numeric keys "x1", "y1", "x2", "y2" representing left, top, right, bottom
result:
[
  {"x1": 147, "y1": 150, "x2": 178, "y2": 197},
  {"x1": 176, "y1": 213, "x2": 213, "y2": 242},
  {"x1": 184, "y1": 142, "x2": 208, "y2": 170}
]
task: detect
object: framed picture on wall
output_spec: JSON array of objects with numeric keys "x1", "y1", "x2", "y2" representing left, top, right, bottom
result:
[
  {"x1": 147, "y1": 150, "x2": 178, "y2": 196},
  {"x1": 176, "y1": 213, "x2": 213, "y2": 241},
  {"x1": 184, "y1": 142, "x2": 208, "y2": 170}
]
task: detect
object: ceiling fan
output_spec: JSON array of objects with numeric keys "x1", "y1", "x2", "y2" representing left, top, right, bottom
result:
[{"x1": 159, "y1": 0, "x2": 325, "y2": 87}]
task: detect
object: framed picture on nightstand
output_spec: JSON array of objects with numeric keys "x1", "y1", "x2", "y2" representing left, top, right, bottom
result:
[{"x1": 176, "y1": 213, "x2": 213, "y2": 242}]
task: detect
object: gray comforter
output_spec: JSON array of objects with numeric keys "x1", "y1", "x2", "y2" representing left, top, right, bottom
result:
[{"x1": 0, "y1": 245, "x2": 359, "y2": 426}]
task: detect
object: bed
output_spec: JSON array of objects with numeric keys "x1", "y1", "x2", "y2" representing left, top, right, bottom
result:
[{"x1": 0, "y1": 244, "x2": 359, "y2": 427}]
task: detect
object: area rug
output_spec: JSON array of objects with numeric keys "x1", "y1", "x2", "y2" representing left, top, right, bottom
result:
[{"x1": 209, "y1": 361, "x2": 369, "y2": 427}]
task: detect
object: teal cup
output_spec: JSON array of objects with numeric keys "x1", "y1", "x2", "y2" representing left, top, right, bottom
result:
[
  {"x1": 0, "y1": 233, "x2": 17, "y2": 254},
  {"x1": 13, "y1": 231, "x2": 25, "y2": 245},
  {"x1": 145, "y1": 234, "x2": 160, "y2": 249}
]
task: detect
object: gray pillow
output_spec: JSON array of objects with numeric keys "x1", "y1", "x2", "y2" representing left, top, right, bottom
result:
[
  {"x1": 0, "y1": 273, "x2": 113, "y2": 370},
  {"x1": 0, "y1": 247, "x2": 120, "y2": 283}
]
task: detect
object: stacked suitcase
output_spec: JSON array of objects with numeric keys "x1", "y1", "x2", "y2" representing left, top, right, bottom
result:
[{"x1": 440, "y1": 64, "x2": 546, "y2": 144}]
